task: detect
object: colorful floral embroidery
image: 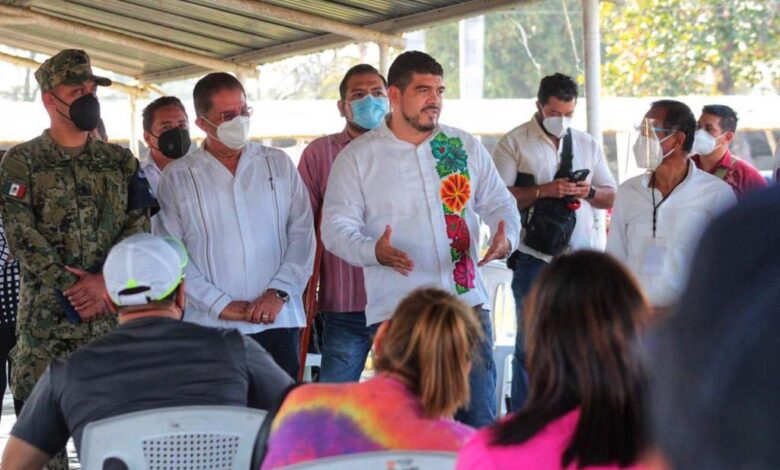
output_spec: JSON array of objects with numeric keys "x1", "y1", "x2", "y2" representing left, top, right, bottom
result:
[
  {"x1": 430, "y1": 132, "x2": 474, "y2": 295},
  {"x1": 441, "y1": 174, "x2": 471, "y2": 213}
]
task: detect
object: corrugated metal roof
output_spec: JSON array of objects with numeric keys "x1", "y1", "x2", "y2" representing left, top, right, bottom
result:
[{"x1": 0, "y1": 0, "x2": 524, "y2": 84}]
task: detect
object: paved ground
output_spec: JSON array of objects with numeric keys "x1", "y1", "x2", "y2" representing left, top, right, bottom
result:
[{"x1": 1, "y1": 390, "x2": 79, "y2": 468}]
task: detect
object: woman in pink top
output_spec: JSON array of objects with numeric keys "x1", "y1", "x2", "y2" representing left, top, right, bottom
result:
[
  {"x1": 261, "y1": 288, "x2": 480, "y2": 468},
  {"x1": 458, "y1": 251, "x2": 649, "y2": 470}
]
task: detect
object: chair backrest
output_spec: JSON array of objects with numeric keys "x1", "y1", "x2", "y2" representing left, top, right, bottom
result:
[
  {"x1": 280, "y1": 450, "x2": 458, "y2": 470},
  {"x1": 79, "y1": 405, "x2": 267, "y2": 470}
]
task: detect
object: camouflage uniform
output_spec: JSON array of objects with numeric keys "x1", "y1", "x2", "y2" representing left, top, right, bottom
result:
[{"x1": 0, "y1": 52, "x2": 149, "y2": 457}]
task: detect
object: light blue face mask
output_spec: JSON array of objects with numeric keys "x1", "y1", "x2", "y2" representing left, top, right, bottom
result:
[{"x1": 350, "y1": 95, "x2": 389, "y2": 130}]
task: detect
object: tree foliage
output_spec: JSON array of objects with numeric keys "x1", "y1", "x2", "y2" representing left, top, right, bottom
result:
[{"x1": 601, "y1": 0, "x2": 780, "y2": 95}]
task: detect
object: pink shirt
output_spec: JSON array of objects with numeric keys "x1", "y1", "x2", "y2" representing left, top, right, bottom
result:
[
  {"x1": 298, "y1": 130, "x2": 367, "y2": 313},
  {"x1": 692, "y1": 149, "x2": 767, "y2": 199},
  {"x1": 456, "y1": 409, "x2": 645, "y2": 470}
]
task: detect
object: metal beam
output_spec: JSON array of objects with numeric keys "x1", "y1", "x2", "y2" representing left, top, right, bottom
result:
[
  {"x1": 0, "y1": 15, "x2": 37, "y2": 25},
  {"x1": 0, "y1": 50, "x2": 153, "y2": 97},
  {"x1": 206, "y1": 0, "x2": 405, "y2": 48},
  {"x1": 0, "y1": 4, "x2": 257, "y2": 76},
  {"x1": 140, "y1": 0, "x2": 526, "y2": 83},
  {"x1": 0, "y1": 31, "x2": 148, "y2": 75}
]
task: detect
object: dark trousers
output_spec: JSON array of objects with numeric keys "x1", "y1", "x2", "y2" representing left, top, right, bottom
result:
[
  {"x1": 249, "y1": 327, "x2": 301, "y2": 380},
  {"x1": 0, "y1": 328, "x2": 22, "y2": 419},
  {"x1": 509, "y1": 252, "x2": 548, "y2": 412}
]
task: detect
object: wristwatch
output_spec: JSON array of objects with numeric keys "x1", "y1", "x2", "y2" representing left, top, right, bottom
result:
[
  {"x1": 272, "y1": 289, "x2": 290, "y2": 303},
  {"x1": 586, "y1": 187, "x2": 596, "y2": 200}
]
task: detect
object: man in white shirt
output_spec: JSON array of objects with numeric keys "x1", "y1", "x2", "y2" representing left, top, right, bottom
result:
[
  {"x1": 607, "y1": 100, "x2": 735, "y2": 313},
  {"x1": 322, "y1": 51, "x2": 519, "y2": 427},
  {"x1": 155, "y1": 73, "x2": 315, "y2": 379},
  {"x1": 492, "y1": 73, "x2": 616, "y2": 412},
  {"x1": 140, "y1": 96, "x2": 191, "y2": 198}
]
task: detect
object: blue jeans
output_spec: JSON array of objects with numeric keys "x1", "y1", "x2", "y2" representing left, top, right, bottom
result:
[
  {"x1": 319, "y1": 312, "x2": 379, "y2": 383},
  {"x1": 510, "y1": 252, "x2": 547, "y2": 412},
  {"x1": 454, "y1": 307, "x2": 497, "y2": 428},
  {"x1": 249, "y1": 327, "x2": 300, "y2": 380}
]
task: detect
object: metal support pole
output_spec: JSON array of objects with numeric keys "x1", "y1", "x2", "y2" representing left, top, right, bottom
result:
[
  {"x1": 582, "y1": 0, "x2": 602, "y2": 145},
  {"x1": 129, "y1": 94, "x2": 139, "y2": 157},
  {"x1": 582, "y1": 0, "x2": 607, "y2": 248},
  {"x1": 378, "y1": 42, "x2": 389, "y2": 77}
]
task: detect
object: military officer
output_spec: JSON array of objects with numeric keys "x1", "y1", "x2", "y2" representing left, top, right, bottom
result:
[{"x1": 0, "y1": 49, "x2": 150, "y2": 469}]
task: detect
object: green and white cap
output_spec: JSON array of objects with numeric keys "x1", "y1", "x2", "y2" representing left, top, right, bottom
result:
[{"x1": 104, "y1": 233, "x2": 188, "y2": 307}]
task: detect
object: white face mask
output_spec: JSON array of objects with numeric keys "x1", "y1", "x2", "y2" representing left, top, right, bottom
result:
[
  {"x1": 205, "y1": 115, "x2": 251, "y2": 150},
  {"x1": 692, "y1": 129, "x2": 720, "y2": 156},
  {"x1": 542, "y1": 115, "x2": 572, "y2": 138},
  {"x1": 633, "y1": 133, "x2": 675, "y2": 170}
]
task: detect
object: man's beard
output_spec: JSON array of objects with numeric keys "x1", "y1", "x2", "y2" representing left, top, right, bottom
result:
[{"x1": 403, "y1": 108, "x2": 438, "y2": 132}]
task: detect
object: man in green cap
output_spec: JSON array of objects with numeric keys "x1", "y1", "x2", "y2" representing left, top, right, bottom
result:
[{"x1": 0, "y1": 49, "x2": 150, "y2": 469}]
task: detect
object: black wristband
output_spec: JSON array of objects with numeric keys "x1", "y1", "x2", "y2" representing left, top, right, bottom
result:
[{"x1": 586, "y1": 187, "x2": 596, "y2": 200}]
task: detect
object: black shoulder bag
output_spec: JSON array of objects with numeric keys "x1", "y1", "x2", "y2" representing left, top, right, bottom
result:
[{"x1": 521, "y1": 129, "x2": 578, "y2": 257}]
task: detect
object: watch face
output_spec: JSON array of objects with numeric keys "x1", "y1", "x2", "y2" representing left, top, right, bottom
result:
[{"x1": 275, "y1": 289, "x2": 290, "y2": 302}]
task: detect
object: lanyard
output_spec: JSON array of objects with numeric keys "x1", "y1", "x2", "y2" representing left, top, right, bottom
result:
[{"x1": 650, "y1": 173, "x2": 683, "y2": 239}]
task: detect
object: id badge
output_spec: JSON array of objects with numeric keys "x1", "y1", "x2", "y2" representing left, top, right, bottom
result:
[{"x1": 641, "y1": 237, "x2": 666, "y2": 277}]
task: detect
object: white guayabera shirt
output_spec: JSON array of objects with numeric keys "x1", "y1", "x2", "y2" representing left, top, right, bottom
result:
[{"x1": 155, "y1": 141, "x2": 315, "y2": 334}]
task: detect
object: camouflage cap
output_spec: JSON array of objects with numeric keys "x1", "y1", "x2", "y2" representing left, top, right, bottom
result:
[{"x1": 35, "y1": 49, "x2": 112, "y2": 92}]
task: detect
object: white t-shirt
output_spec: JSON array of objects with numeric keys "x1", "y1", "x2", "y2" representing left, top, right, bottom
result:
[{"x1": 493, "y1": 116, "x2": 616, "y2": 262}]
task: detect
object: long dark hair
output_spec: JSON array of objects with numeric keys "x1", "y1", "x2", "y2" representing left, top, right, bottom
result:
[{"x1": 492, "y1": 251, "x2": 649, "y2": 468}]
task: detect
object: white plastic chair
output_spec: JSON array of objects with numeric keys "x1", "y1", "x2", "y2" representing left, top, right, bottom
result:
[
  {"x1": 79, "y1": 405, "x2": 267, "y2": 470},
  {"x1": 280, "y1": 450, "x2": 458, "y2": 469}
]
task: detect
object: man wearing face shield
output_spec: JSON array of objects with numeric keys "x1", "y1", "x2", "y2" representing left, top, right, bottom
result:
[
  {"x1": 297, "y1": 64, "x2": 388, "y2": 383},
  {"x1": 0, "y1": 49, "x2": 151, "y2": 470},
  {"x1": 691, "y1": 105, "x2": 766, "y2": 199},
  {"x1": 492, "y1": 73, "x2": 617, "y2": 412},
  {"x1": 607, "y1": 100, "x2": 735, "y2": 314},
  {"x1": 141, "y1": 96, "x2": 192, "y2": 197},
  {"x1": 154, "y1": 72, "x2": 315, "y2": 380}
]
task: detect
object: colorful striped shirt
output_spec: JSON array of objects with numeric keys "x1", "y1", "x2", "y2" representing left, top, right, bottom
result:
[{"x1": 261, "y1": 375, "x2": 474, "y2": 469}]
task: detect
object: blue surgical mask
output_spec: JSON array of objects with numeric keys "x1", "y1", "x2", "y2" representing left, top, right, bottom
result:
[{"x1": 349, "y1": 95, "x2": 389, "y2": 130}]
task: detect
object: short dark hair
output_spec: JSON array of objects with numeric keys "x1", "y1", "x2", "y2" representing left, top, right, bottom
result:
[
  {"x1": 537, "y1": 73, "x2": 578, "y2": 105},
  {"x1": 702, "y1": 104, "x2": 738, "y2": 133},
  {"x1": 142, "y1": 96, "x2": 187, "y2": 132},
  {"x1": 193, "y1": 72, "x2": 245, "y2": 117},
  {"x1": 339, "y1": 64, "x2": 387, "y2": 100},
  {"x1": 387, "y1": 51, "x2": 443, "y2": 91},
  {"x1": 651, "y1": 99, "x2": 696, "y2": 152}
]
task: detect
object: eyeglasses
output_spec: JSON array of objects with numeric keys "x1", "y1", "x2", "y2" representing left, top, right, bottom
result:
[
  {"x1": 634, "y1": 123, "x2": 676, "y2": 137},
  {"x1": 215, "y1": 106, "x2": 253, "y2": 123}
]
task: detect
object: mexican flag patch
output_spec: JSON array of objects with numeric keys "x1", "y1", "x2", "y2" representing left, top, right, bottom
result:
[{"x1": 3, "y1": 181, "x2": 27, "y2": 199}]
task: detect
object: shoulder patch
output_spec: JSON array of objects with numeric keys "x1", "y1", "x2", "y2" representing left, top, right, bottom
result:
[{"x1": 2, "y1": 179, "x2": 27, "y2": 199}]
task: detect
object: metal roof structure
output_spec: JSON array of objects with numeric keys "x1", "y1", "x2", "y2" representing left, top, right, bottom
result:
[{"x1": 0, "y1": 0, "x2": 525, "y2": 88}]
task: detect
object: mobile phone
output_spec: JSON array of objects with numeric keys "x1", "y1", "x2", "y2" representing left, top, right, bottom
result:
[{"x1": 569, "y1": 169, "x2": 590, "y2": 183}]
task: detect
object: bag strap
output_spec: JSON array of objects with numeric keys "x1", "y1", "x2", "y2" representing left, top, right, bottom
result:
[
  {"x1": 713, "y1": 155, "x2": 739, "y2": 180},
  {"x1": 555, "y1": 129, "x2": 574, "y2": 178}
]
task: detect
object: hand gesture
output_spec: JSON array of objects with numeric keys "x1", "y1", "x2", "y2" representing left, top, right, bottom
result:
[
  {"x1": 219, "y1": 300, "x2": 251, "y2": 321},
  {"x1": 375, "y1": 225, "x2": 414, "y2": 276},
  {"x1": 247, "y1": 291, "x2": 284, "y2": 324},
  {"x1": 540, "y1": 178, "x2": 579, "y2": 198},
  {"x1": 64, "y1": 266, "x2": 108, "y2": 321},
  {"x1": 478, "y1": 220, "x2": 511, "y2": 267}
]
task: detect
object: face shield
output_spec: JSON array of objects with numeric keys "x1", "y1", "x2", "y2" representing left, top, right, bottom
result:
[{"x1": 625, "y1": 118, "x2": 676, "y2": 174}]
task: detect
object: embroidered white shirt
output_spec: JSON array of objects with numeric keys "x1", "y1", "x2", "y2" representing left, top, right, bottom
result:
[
  {"x1": 154, "y1": 141, "x2": 315, "y2": 334},
  {"x1": 321, "y1": 121, "x2": 520, "y2": 325}
]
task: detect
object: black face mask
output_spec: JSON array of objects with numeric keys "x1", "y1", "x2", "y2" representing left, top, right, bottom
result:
[
  {"x1": 151, "y1": 127, "x2": 191, "y2": 159},
  {"x1": 52, "y1": 92, "x2": 101, "y2": 131}
]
